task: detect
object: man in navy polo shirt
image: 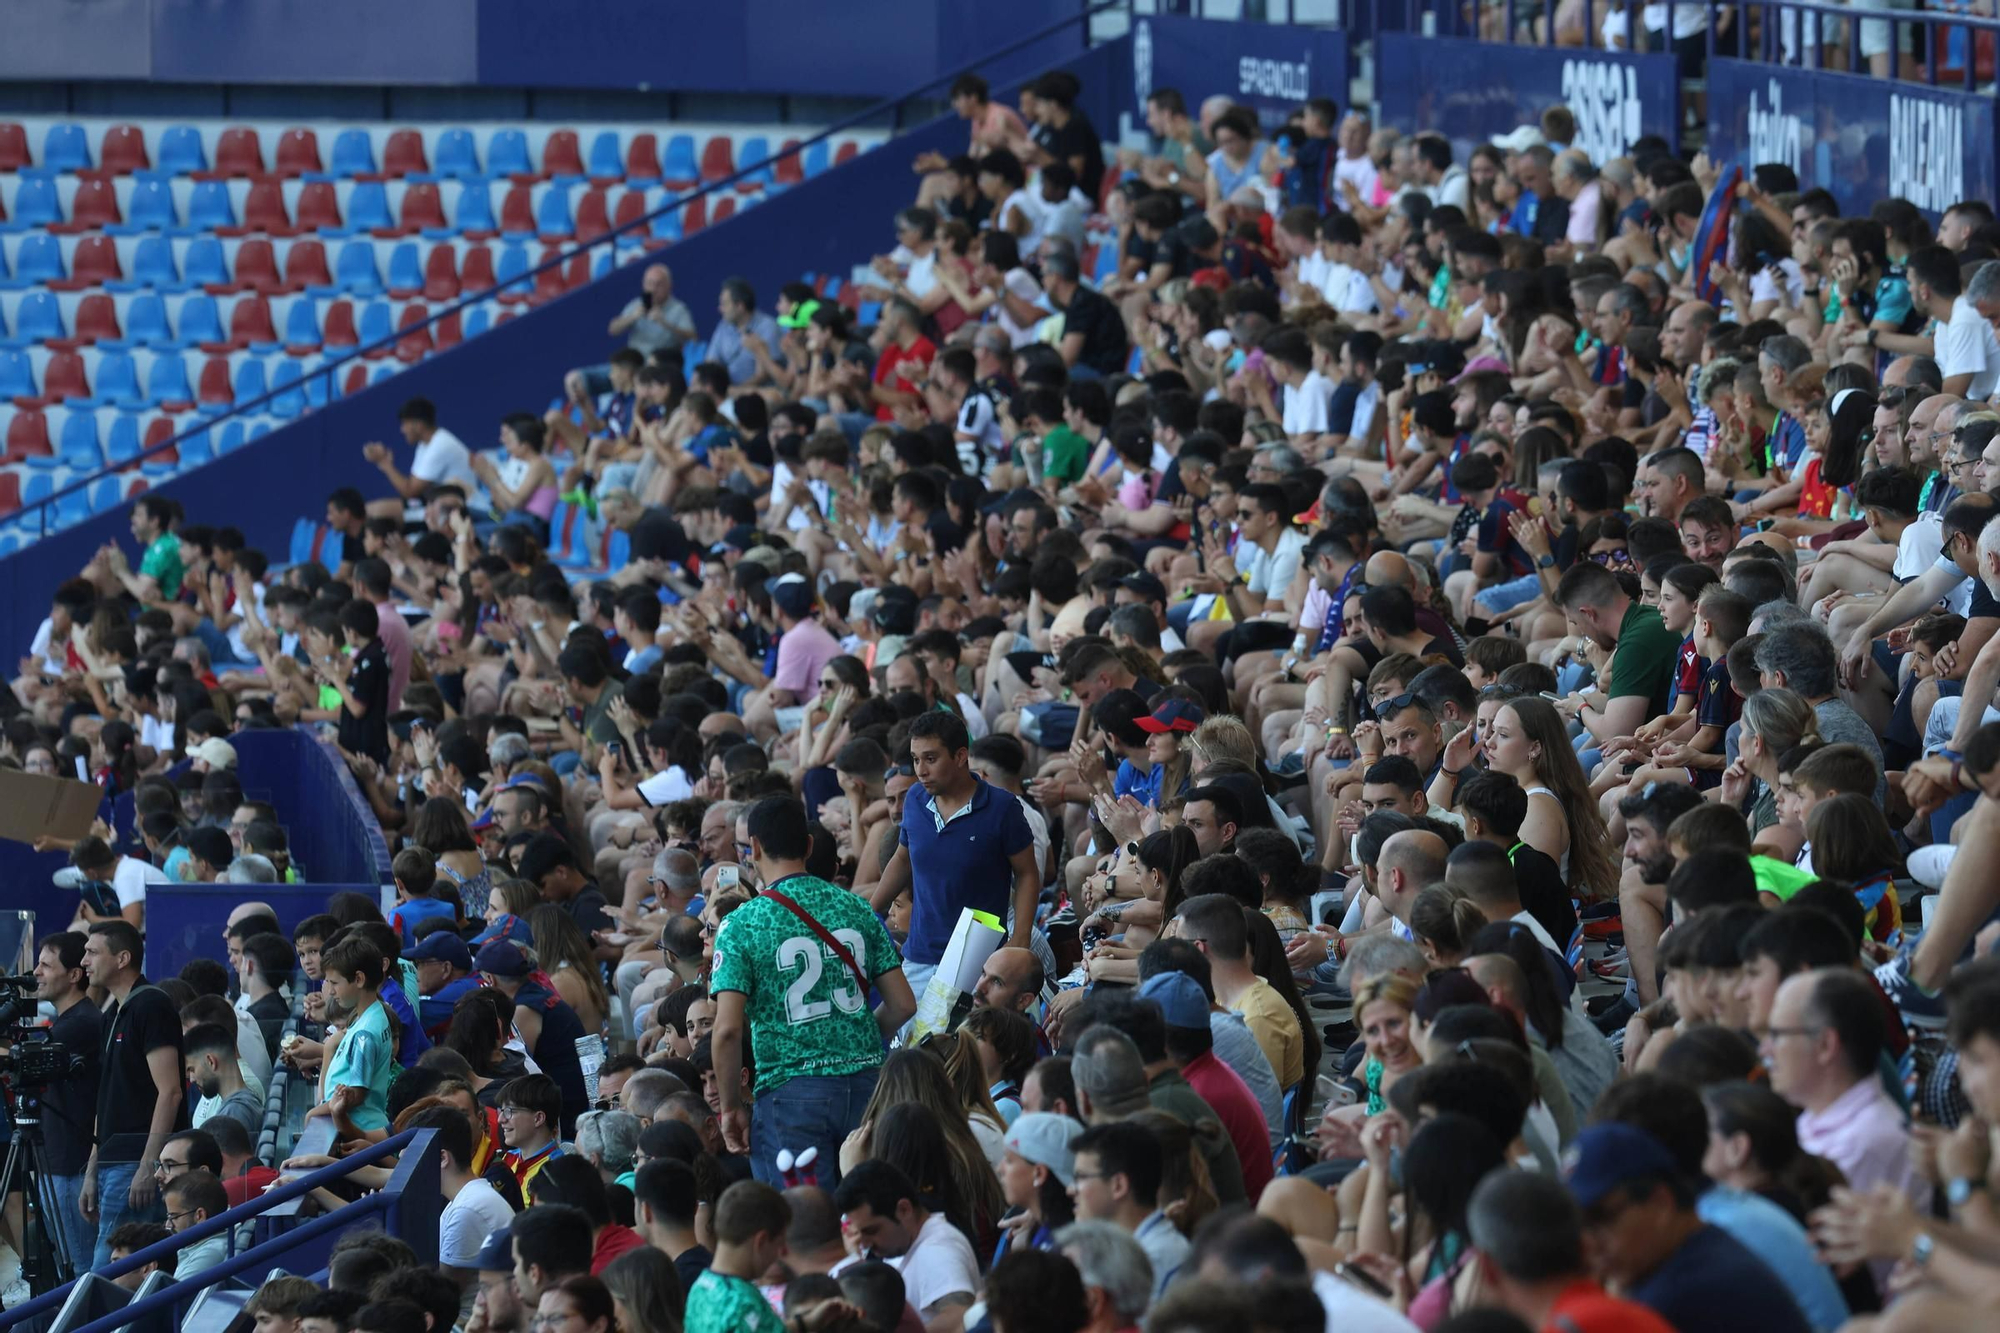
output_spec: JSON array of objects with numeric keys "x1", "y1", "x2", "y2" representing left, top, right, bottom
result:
[{"x1": 870, "y1": 711, "x2": 1040, "y2": 1006}]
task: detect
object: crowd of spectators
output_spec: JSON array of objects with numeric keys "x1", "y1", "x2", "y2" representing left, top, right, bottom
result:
[{"x1": 16, "y1": 51, "x2": 2000, "y2": 1333}]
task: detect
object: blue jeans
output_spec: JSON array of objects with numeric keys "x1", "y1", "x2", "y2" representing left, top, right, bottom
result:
[
  {"x1": 750, "y1": 1068, "x2": 881, "y2": 1189},
  {"x1": 91, "y1": 1160, "x2": 163, "y2": 1268},
  {"x1": 1473, "y1": 572, "x2": 1543, "y2": 616},
  {"x1": 46, "y1": 1171, "x2": 94, "y2": 1278}
]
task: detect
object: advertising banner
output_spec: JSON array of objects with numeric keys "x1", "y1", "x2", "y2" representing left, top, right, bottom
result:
[{"x1": 1133, "y1": 13, "x2": 1353, "y2": 129}]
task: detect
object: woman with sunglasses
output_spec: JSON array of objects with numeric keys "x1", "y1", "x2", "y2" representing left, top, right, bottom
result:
[
  {"x1": 1075, "y1": 826, "x2": 1201, "y2": 986},
  {"x1": 796, "y1": 654, "x2": 870, "y2": 772}
]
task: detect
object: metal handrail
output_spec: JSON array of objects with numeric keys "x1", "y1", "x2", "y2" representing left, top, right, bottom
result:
[
  {"x1": 1715, "y1": 0, "x2": 2000, "y2": 85},
  {"x1": 9, "y1": 0, "x2": 1138, "y2": 538},
  {"x1": 7, "y1": 1127, "x2": 430, "y2": 1324}
]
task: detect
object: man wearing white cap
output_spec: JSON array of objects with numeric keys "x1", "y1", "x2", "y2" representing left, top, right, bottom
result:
[
  {"x1": 186, "y1": 737, "x2": 237, "y2": 773},
  {"x1": 996, "y1": 1112, "x2": 1084, "y2": 1260}
]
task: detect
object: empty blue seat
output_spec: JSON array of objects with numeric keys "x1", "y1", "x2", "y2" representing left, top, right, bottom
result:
[
  {"x1": 95, "y1": 351, "x2": 143, "y2": 407},
  {"x1": 115, "y1": 293, "x2": 177, "y2": 349},
  {"x1": 249, "y1": 420, "x2": 272, "y2": 442},
  {"x1": 53, "y1": 486, "x2": 90, "y2": 530},
  {"x1": 304, "y1": 357, "x2": 340, "y2": 407},
  {"x1": 434, "y1": 129, "x2": 479, "y2": 180},
  {"x1": 462, "y1": 304, "x2": 491, "y2": 339},
  {"x1": 156, "y1": 125, "x2": 207, "y2": 176},
  {"x1": 371, "y1": 365, "x2": 396, "y2": 385},
  {"x1": 802, "y1": 140, "x2": 830, "y2": 178},
  {"x1": 586, "y1": 131, "x2": 622, "y2": 180},
  {"x1": 486, "y1": 130, "x2": 531, "y2": 179},
  {"x1": 233, "y1": 357, "x2": 268, "y2": 407},
  {"x1": 269, "y1": 359, "x2": 305, "y2": 418},
  {"x1": 495, "y1": 242, "x2": 531, "y2": 299},
  {"x1": 454, "y1": 182, "x2": 497, "y2": 234},
  {"x1": 109, "y1": 236, "x2": 181, "y2": 292},
  {"x1": 0, "y1": 349, "x2": 33, "y2": 399},
  {"x1": 89, "y1": 476, "x2": 125, "y2": 512},
  {"x1": 282, "y1": 297, "x2": 321, "y2": 351},
  {"x1": 183, "y1": 181, "x2": 236, "y2": 234},
  {"x1": 146, "y1": 352, "x2": 195, "y2": 405},
  {"x1": 385, "y1": 241, "x2": 423, "y2": 295},
  {"x1": 4, "y1": 177, "x2": 62, "y2": 231},
  {"x1": 216, "y1": 419, "x2": 246, "y2": 454},
  {"x1": 182, "y1": 236, "x2": 230, "y2": 289},
  {"x1": 114, "y1": 178, "x2": 179, "y2": 234},
  {"x1": 592, "y1": 250, "x2": 614, "y2": 281},
  {"x1": 344, "y1": 182, "x2": 393, "y2": 234},
  {"x1": 288, "y1": 518, "x2": 316, "y2": 564},
  {"x1": 5, "y1": 292, "x2": 65, "y2": 347},
  {"x1": 356, "y1": 300, "x2": 394, "y2": 350},
  {"x1": 178, "y1": 422, "x2": 213, "y2": 467},
  {"x1": 536, "y1": 184, "x2": 573, "y2": 238},
  {"x1": 177, "y1": 294, "x2": 226, "y2": 347},
  {"x1": 104, "y1": 415, "x2": 141, "y2": 464},
  {"x1": 57, "y1": 411, "x2": 100, "y2": 468},
  {"x1": 737, "y1": 137, "x2": 773, "y2": 189},
  {"x1": 22, "y1": 473, "x2": 54, "y2": 510},
  {"x1": 42, "y1": 123, "x2": 91, "y2": 174},
  {"x1": 328, "y1": 129, "x2": 377, "y2": 178},
  {"x1": 661, "y1": 134, "x2": 698, "y2": 185},
  {"x1": 649, "y1": 207, "x2": 682, "y2": 244},
  {"x1": 335, "y1": 241, "x2": 383, "y2": 296}
]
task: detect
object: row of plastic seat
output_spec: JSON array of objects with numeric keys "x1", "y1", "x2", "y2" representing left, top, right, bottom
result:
[
  {"x1": 0, "y1": 121, "x2": 860, "y2": 188},
  {"x1": 0, "y1": 171, "x2": 779, "y2": 242},
  {"x1": 0, "y1": 466, "x2": 153, "y2": 535},
  {"x1": 0, "y1": 402, "x2": 291, "y2": 479}
]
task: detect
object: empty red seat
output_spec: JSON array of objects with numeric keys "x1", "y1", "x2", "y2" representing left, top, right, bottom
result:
[
  {"x1": 423, "y1": 245, "x2": 460, "y2": 301},
  {"x1": 711, "y1": 196, "x2": 736, "y2": 226},
  {"x1": 624, "y1": 133, "x2": 661, "y2": 183},
  {"x1": 322, "y1": 299, "x2": 359, "y2": 348},
  {"x1": 283, "y1": 238, "x2": 333, "y2": 291},
  {"x1": 433, "y1": 308, "x2": 462, "y2": 353},
  {"x1": 237, "y1": 180, "x2": 293, "y2": 236},
  {"x1": 233, "y1": 239, "x2": 283, "y2": 293},
  {"x1": 0, "y1": 123, "x2": 28, "y2": 172},
  {"x1": 50, "y1": 234, "x2": 121, "y2": 290},
  {"x1": 54, "y1": 177, "x2": 120, "y2": 233},
  {"x1": 542, "y1": 130, "x2": 584, "y2": 179},
  {"x1": 197, "y1": 355, "x2": 233, "y2": 404},
  {"x1": 5, "y1": 408, "x2": 50, "y2": 460},
  {"x1": 565, "y1": 251, "x2": 591, "y2": 290},
  {"x1": 613, "y1": 188, "x2": 648, "y2": 232},
  {"x1": 699, "y1": 137, "x2": 734, "y2": 182},
  {"x1": 530, "y1": 244, "x2": 566, "y2": 305},
  {"x1": 0, "y1": 469, "x2": 20, "y2": 515},
  {"x1": 98, "y1": 124, "x2": 149, "y2": 175},
  {"x1": 398, "y1": 182, "x2": 446, "y2": 234},
  {"x1": 774, "y1": 138, "x2": 805, "y2": 187},
  {"x1": 681, "y1": 194, "x2": 707, "y2": 236},
  {"x1": 69, "y1": 294, "x2": 122, "y2": 345},
  {"x1": 395, "y1": 303, "x2": 433, "y2": 363},
  {"x1": 383, "y1": 130, "x2": 428, "y2": 178},
  {"x1": 499, "y1": 184, "x2": 535, "y2": 236},
  {"x1": 274, "y1": 128, "x2": 322, "y2": 178},
  {"x1": 211, "y1": 127, "x2": 264, "y2": 178},
  {"x1": 296, "y1": 181, "x2": 342, "y2": 232},
  {"x1": 460, "y1": 244, "x2": 496, "y2": 294},
  {"x1": 43, "y1": 351, "x2": 90, "y2": 402},
  {"x1": 143, "y1": 415, "x2": 180, "y2": 463},
  {"x1": 575, "y1": 187, "x2": 610, "y2": 245},
  {"x1": 228, "y1": 296, "x2": 278, "y2": 347},
  {"x1": 344, "y1": 363, "x2": 370, "y2": 395},
  {"x1": 834, "y1": 141, "x2": 859, "y2": 166}
]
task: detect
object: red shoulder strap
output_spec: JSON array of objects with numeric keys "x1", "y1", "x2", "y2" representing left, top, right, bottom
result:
[{"x1": 762, "y1": 887, "x2": 870, "y2": 997}]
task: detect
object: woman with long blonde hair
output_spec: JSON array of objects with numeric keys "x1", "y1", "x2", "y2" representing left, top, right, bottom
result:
[
  {"x1": 529, "y1": 903, "x2": 611, "y2": 1034},
  {"x1": 1480, "y1": 696, "x2": 1619, "y2": 898},
  {"x1": 841, "y1": 1048, "x2": 1005, "y2": 1250}
]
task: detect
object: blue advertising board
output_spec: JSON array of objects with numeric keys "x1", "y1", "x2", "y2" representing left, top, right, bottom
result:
[
  {"x1": 1376, "y1": 34, "x2": 1679, "y2": 162},
  {"x1": 1705, "y1": 59, "x2": 1997, "y2": 219},
  {"x1": 1131, "y1": 14, "x2": 1352, "y2": 130}
]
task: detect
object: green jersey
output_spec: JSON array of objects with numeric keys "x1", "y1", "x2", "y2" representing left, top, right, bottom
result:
[
  {"x1": 708, "y1": 873, "x2": 900, "y2": 1096},
  {"x1": 1040, "y1": 425, "x2": 1091, "y2": 484},
  {"x1": 140, "y1": 533, "x2": 184, "y2": 599},
  {"x1": 685, "y1": 1271, "x2": 784, "y2": 1333}
]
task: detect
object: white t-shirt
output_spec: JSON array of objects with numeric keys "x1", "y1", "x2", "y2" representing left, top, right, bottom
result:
[
  {"x1": 440, "y1": 1178, "x2": 516, "y2": 1269},
  {"x1": 1038, "y1": 187, "x2": 1092, "y2": 254},
  {"x1": 411, "y1": 427, "x2": 479, "y2": 491},
  {"x1": 27, "y1": 618, "x2": 64, "y2": 675},
  {"x1": 1939, "y1": 297, "x2": 2000, "y2": 400},
  {"x1": 1895, "y1": 512, "x2": 1945, "y2": 580},
  {"x1": 956, "y1": 390, "x2": 1006, "y2": 469},
  {"x1": 1243, "y1": 526, "x2": 1310, "y2": 600},
  {"x1": 893, "y1": 1211, "x2": 980, "y2": 1318},
  {"x1": 1311, "y1": 1271, "x2": 1423, "y2": 1333},
  {"x1": 1283, "y1": 371, "x2": 1336, "y2": 436},
  {"x1": 1747, "y1": 259, "x2": 1807, "y2": 311},
  {"x1": 1316, "y1": 258, "x2": 1375, "y2": 314},
  {"x1": 770, "y1": 460, "x2": 833, "y2": 533},
  {"x1": 1294, "y1": 250, "x2": 1331, "y2": 303},
  {"x1": 1347, "y1": 381, "x2": 1382, "y2": 443},
  {"x1": 1335, "y1": 151, "x2": 1379, "y2": 207},
  {"x1": 637, "y1": 766, "x2": 695, "y2": 806},
  {"x1": 998, "y1": 188, "x2": 1043, "y2": 250},
  {"x1": 112, "y1": 855, "x2": 168, "y2": 909},
  {"x1": 903, "y1": 248, "x2": 939, "y2": 300}
]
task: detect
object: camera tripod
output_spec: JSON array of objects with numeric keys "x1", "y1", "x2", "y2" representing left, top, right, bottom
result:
[{"x1": 0, "y1": 1079, "x2": 77, "y2": 1297}]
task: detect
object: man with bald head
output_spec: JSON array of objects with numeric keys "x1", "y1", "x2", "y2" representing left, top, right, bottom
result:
[
  {"x1": 1906, "y1": 393, "x2": 1965, "y2": 515},
  {"x1": 1374, "y1": 829, "x2": 1447, "y2": 934},
  {"x1": 1882, "y1": 354, "x2": 1943, "y2": 392},
  {"x1": 1363, "y1": 550, "x2": 1457, "y2": 646},
  {"x1": 607, "y1": 264, "x2": 694, "y2": 357},
  {"x1": 973, "y1": 947, "x2": 1043, "y2": 1015},
  {"x1": 1468, "y1": 951, "x2": 1617, "y2": 1115}
]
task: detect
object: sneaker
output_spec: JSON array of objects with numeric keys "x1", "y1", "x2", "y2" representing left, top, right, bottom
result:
[{"x1": 1874, "y1": 953, "x2": 1949, "y2": 1029}]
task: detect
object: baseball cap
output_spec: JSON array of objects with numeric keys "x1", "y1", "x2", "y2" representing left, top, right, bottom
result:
[
  {"x1": 409, "y1": 932, "x2": 472, "y2": 971},
  {"x1": 777, "y1": 298, "x2": 822, "y2": 330},
  {"x1": 709, "y1": 524, "x2": 757, "y2": 556},
  {"x1": 1493, "y1": 124, "x2": 1546, "y2": 154},
  {"x1": 766, "y1": 573, "x2": 816, "y2": 620},
  {"x1": 1002, "y1": 1112, "x2": 1084, "y2": 1187},
  {"x1": 1134, "y1": 699, "x2": 1206, "y2": 735},
  {"x1": 1118, "y1": 571, "x2": 1168, "y2": 604},
  {"x1": 473, "y1": 1222, "x2": 515, "y2": 1272},
  {"x1": 473, "y1": 940, "x2": 532, "y2": 979},
  {"x1": 1139, "y1": 972, "x2": 1211, "y2": 1029},
  {"x1": 1562, "y1": 1122, "x2": 1682, "y2": 1210},
  {"x1": 470, "y1": 806, "x2": 498, "y2": 832},
  {"x1": 186, "y1": 737, "x2": 238, "y2": 770}
]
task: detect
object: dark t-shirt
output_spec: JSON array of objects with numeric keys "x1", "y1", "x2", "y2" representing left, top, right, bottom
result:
[
  {"x1": 43, "y1": 997, "x2": 104, "y2": 1175},
  {"x1": 97, "y1": 983, "x2": 189, "y2": 1161},
  {"x1": 1628, "y1": 1224, "x2": 1812, "y2": 1333},
  {"x1": 248, "y1": 991, "x2": 289, "y2": 1064},
  {"x1": 1063, "y1": 285, "x2": 1131, "y2": 377},
  {"x1": 1044, "y1": 113, "x2": 1105, "y2": 201},
  {"x1": 338, "y1": 639, "x2": 391, "y2": 764},
  {"x1": 515, "y1": 978, "x2": 590, "y2": 1136},
  {"x1": 674, "y1": 1244, "x2": 714, "y2": 1294},
  {"x1": 630, "y1": 508, "x2": 693, "y2": 565},
  {"x1": 1510, "y1": 843, "x2": 1578, "y2": 950},
  {"x1": 563, "y1": 884, "x2": 615, "y2": 936}
]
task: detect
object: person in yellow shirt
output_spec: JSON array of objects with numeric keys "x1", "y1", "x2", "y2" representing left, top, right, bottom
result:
[{"x1": 1173, "y1": 892, "x2": 1307, "y2": 1092}]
